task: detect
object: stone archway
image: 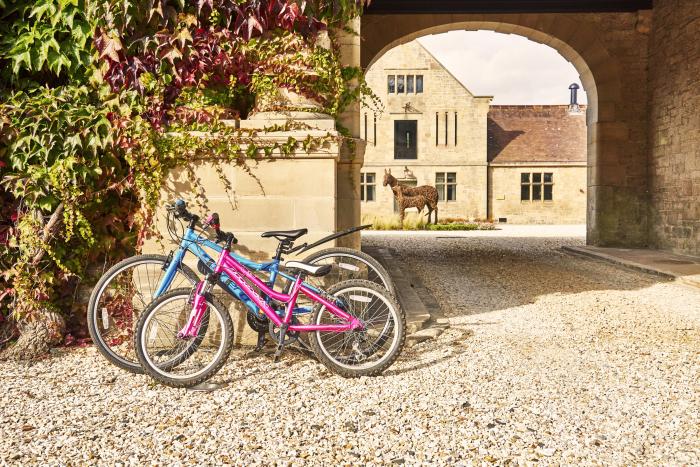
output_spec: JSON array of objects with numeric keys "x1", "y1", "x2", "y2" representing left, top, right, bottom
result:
[{"x1": 361, "y1": 12, "x2": 651, "y2": 248}]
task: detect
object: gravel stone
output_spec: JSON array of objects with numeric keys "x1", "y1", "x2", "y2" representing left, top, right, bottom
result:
[{"x1": 1, "y1": 232, "x2": 699, "y2": 465}]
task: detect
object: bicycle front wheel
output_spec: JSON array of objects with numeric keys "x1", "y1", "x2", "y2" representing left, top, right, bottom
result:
[
  {"x1": 309, "y1": 279, "x2": 405, "y2": 378},
  {"x1": 135, "y1": 288, "x2": 233, "y2": 388},
  {"x1": 87, "y1": 254, "x2": 199, "y2": 374},
  {"x1": 302, "y1": 247, "x2": 395, "y2": 295}
]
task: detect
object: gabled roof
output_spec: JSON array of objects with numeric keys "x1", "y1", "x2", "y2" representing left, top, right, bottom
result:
[
  {"x1": 487, "y1": 105, "x2": 587, "y2": 164},
  {"x1": 416, "y1": 41, "x2": 493, "y2": 100}
]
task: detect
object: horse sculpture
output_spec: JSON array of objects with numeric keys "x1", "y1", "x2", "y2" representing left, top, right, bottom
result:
[
  {"x1": 391, "y1": 186, "x2": 428, "y2": 227},
  {"x1": 383, "y1": 169, "x2": 439, "y2": 224}
]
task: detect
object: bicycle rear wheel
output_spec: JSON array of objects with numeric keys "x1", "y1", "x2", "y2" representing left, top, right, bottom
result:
[
  {"x1": 135, "y1": 288, "x2": 233, "y2": 388},
  {"x1": 308, "y1": 279, "x2": 405, "y2": 378},
  {"x1": 302, "y1": 247, "x2": 395, "y2": 295},
  {"x1": 87, "y1": 255, "x2": 198, "y2": 373}
]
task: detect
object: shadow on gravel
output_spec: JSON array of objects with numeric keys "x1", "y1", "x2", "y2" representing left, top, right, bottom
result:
[
  {"x1": 369, "y1": 237, "x2": 673, "y2": 318},
  {"x1": 384, "y1": 328, "x2": 474, "y2": 377}
]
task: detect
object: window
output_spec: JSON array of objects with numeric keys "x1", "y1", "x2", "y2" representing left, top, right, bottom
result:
[
  {"x1": 394, "y1": 120, "x2": 418, "y2": 159},
  {"x1": 544, "y1": 173, "x2": 554, "y2": 200},
  {"x1": 521, "y1": 172, "x2": 554, "y2": 201},
  {"x1": 361, "y1": 173, "x2": 376, "y2": 202},
  {"x1": 532, "y1": 173, "x2": 542, "y2": 201},
  {"x1": 388, "y1": 74, "x2": 424, "y2": 94},
  {"x1": 364, "y1": 113, "x2": 368, "y2": 141},
  {"x1": 435, "y1": 113, "x2": 439, "y2": 146},
  {"x1": 373, "y1": 114, "x2": 377, "y2": 147},
  {"x1": 520, "y1": 173, "x2": 531, "y2": 201},
  {"x1": 454, "y1": 112, "x2": 458, "y2": 146},
  {"x1": 444, "y1": 112, "x2": 448, "y2": 145},
  {"x1": 436, "y1": 172, "x2": 457, "y2": 201}
]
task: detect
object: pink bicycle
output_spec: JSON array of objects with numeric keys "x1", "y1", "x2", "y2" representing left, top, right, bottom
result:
[{"x1": 134, "y1": 220, "x2": 405, "y2": 388}]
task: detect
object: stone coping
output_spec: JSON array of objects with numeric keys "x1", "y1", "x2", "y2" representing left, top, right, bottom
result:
[{"x1": 563, "y1": 245, "x2": 700, "y2": 289}]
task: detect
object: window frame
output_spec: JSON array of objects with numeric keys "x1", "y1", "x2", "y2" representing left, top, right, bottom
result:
[
  {"x1": 388, "y1": 75, "x2": 395, "y2": 94},
  {"x1": 436, "y1": 172, "x2": 457, "y2": 202},
  {"x1": 521, "y1": 172, "x2": 554, "y2": 202},
  {"x1": 394, "y1": 120, "x2": 418, "y2": 160},
  {"x1": 360, "y1": 172, "x2": 376, "y2": 202}
]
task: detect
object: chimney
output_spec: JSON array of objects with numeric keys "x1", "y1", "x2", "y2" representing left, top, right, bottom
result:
[{"x1": 568, "y1": 83, "x2": 582, "y2": 114}]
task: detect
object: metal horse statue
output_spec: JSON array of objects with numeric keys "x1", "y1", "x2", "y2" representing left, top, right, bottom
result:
[{"x1": 383, "y1": 169, "x2": 439, "y2": 224}]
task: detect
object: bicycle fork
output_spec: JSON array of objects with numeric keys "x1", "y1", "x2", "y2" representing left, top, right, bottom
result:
[{"x1": 178, "y1": 281, "x2": 209, "y2": 339}]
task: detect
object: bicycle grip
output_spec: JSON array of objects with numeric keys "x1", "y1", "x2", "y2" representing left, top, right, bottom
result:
[{"x1": 204, "y1": 213, "x2": 220, "y2": 231}]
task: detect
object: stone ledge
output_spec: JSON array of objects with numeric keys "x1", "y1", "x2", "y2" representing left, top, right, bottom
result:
[
  {"x1": 362, "y1": 245, "x2": 446, "y2": 341},
  {"x1": 562, "y1": 245, "x2": 700, "y2": 289}
]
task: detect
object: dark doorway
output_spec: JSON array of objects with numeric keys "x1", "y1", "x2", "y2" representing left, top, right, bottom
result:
[{"x1": 394, "y1": 120, "x2": 418, "y2": 159}]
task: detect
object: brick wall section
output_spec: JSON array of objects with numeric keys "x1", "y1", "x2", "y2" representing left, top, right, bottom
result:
[
  {"x1": 649, "y1": 0, "x2": 700, "y2": 256},
  {"x1": 488, "y1": 105, "x2": 587, "y2": 163}
]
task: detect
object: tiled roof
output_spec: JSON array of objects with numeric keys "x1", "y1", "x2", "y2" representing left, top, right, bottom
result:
[{"x1": 487, "y1": 105, "x2": 587, "y2": 164}]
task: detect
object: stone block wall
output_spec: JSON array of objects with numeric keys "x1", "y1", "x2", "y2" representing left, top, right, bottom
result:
[
  {"x1": 361, "y1": 165, "x2": 488, "y2": 222},
  {"x1": 648, "y1": 0, "x2": 700, "y2": 256},
  {"x1": 142, "y1": 127, "x2": 359, "y2": 344},
  {"x1": 489, "y1": 165, "x2": 587, "y2": 224}
]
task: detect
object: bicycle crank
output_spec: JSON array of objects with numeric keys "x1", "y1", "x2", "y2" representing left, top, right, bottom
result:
[{"x1": 269, "y1": 318, "x2": 300, "y2": 345}]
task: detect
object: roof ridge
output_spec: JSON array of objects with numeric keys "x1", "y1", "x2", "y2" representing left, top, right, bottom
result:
[{"x1": 415, "y1": 40, "x2": 493, "y2": 100}]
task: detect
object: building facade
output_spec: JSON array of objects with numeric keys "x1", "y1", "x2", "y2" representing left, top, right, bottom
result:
[
  {"x1": 360, "y1": 40, "x2": 588, "y2": 225},
  {"x1": 361, "y1": 41, "x2": 492, "y2": 221}
]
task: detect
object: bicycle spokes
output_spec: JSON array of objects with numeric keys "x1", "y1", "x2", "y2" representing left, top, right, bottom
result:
[{"x1": 314, "y1": 285, "x2": 400, "y2": 369}]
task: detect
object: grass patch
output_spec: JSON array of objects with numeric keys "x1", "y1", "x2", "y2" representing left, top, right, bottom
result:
[
  {"x1": 427, "y1": 223, "x2": 480, "y2": 231},
  {"x1": 363, "y1": 214, "x2": 496, "y2": 231}
]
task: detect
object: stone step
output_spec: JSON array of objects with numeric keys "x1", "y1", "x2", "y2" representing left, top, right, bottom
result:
[{"x1": 362, "y1": 246, "x2": 443, "y2": 334}]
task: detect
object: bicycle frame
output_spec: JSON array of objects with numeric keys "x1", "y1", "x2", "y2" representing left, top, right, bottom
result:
[
  {"x1": 180, "y1": 248, "x2": 365, "y2": 338},
  {"x1": 154, "y1": 226, "x2": 312, "y2": 315}
]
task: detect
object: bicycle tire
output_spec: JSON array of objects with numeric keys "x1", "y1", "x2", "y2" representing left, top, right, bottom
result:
[
  {"x1": 135, "y1": 288, "x2": 233, "y2": 388},
  {"x1": 308, "y1": 279, "x2": 405, "y2": 378},
  {"x1": 302, "y1": 247, "x2": 395, "y2": 295},
  {"x1": 87, "y1": 254, "x2": 199, "y2": 374}
]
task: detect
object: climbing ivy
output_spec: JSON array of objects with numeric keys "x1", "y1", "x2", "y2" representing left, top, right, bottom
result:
[{"x1": 0, "y1": 0, "x2": 373, "y2": 358}]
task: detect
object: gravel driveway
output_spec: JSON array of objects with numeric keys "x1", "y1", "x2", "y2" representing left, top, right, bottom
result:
[{"x1": 2, "y1": 233, "x2": 699, "y2": 465}]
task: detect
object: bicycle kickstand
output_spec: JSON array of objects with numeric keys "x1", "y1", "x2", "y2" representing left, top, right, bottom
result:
[{"x1": 273, "y1": 324, "x2": 288, "y2": 363}]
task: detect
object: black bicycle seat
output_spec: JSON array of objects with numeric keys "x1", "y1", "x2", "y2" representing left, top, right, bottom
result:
[{"x1": 261, "y1": 228, "x2": 308, "y2": 241}]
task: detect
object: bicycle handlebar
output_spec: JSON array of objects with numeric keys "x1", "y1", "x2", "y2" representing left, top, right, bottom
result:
[{"x1": 168, "y1": 200, "x2": 237, "y2": 245}]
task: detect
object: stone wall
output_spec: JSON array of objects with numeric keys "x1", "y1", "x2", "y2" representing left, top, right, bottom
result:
[
  {"x1": 489, "y1": 164, "x2": 587, "y2": 224},
  {"x1": 142, "y1": 126, "x2": 357, "y2": 344},
  {"x1": 361, "y1": 165, "x2": 488, "y2": 222},
  {"x1": 648, "y1": 0, "x2": 700, "y2": 256}
]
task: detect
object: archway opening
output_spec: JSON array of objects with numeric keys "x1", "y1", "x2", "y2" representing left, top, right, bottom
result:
[{"x1": 359, "y1": 26, "x2": 595, "y2": 232}]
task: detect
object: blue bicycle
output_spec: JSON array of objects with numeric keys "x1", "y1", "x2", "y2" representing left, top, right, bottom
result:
[{"x1": 87, "y1": 200, "x2": 394, "y2": 374}]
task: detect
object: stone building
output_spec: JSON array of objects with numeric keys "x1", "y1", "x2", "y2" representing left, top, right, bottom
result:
[
  {"x1": 360, "y1": 40, "x2": 588, "y2": 224},
  {"x1": 488, "y1": 105, "x2": 587, "y2": 224},
  {"x1": 360, "y1": 41, "x2": 492, "y2": 221}
]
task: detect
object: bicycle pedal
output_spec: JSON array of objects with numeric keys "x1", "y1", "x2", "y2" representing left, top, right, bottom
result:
[
  {"x1": 273, "y1": 345, "x2": 285, "y2": 362},
  {"x1": 254, "y1": 331, "x2": 266, "y2": 352}
]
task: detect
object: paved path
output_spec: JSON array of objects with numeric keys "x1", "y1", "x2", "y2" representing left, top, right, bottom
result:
[{"x1": 1, "y1": 232, "x2": 698, "y2": 465}]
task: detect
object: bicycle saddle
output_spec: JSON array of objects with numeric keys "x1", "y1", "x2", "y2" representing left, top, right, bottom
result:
[
  {"x1": 284, "y1": 261, "x2": 331, "y2": 277},
  {"x1": 261, "y1": 228, "x2": 308, "y2": 241}
]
